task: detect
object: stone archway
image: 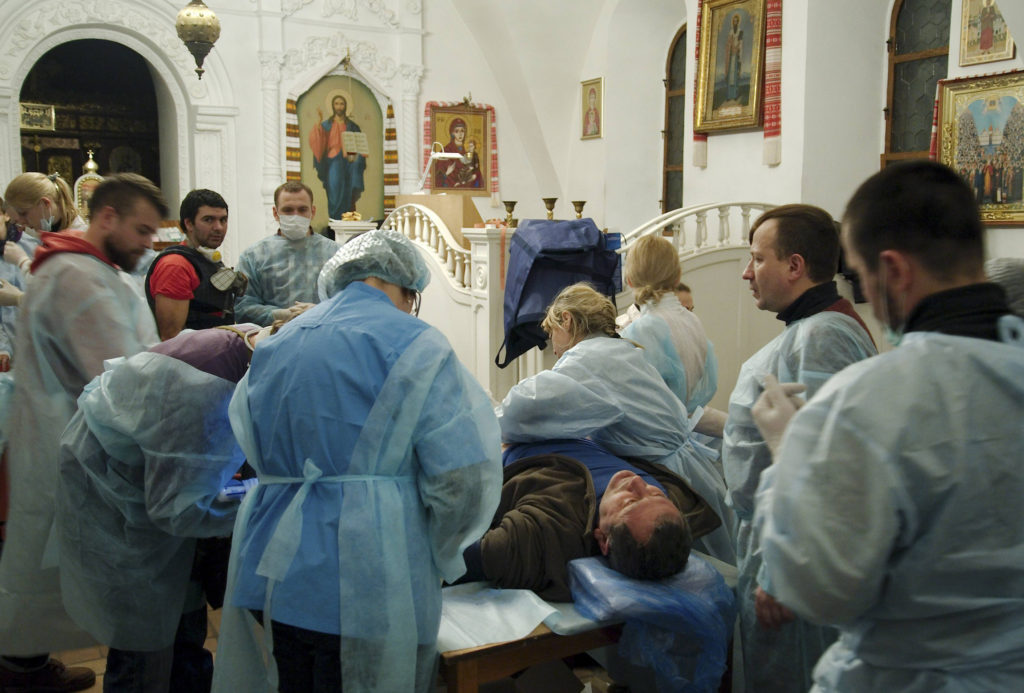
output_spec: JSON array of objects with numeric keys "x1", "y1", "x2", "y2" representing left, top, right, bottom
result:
[{"x1": 0, "y1": 0, "x2": 237, "y2": 252}]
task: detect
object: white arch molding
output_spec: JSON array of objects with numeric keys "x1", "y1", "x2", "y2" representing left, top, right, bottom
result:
[{"x1": 0, "y1": 1, "x2": 237, "y2": 232}]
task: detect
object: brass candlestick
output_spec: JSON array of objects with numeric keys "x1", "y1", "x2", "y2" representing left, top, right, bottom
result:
[
  {"x1": 542, "y1": 197, "x2": 558, "y2": 220},
  {"x1": 571, "y1": 200, "x2": 586, "y2": 219},
  {"x1": 502, "y1": 200, "x2": 517, "y2": 226}
]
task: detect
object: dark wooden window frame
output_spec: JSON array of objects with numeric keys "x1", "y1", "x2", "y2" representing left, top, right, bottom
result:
[{"x1": 882, "y1": 0, "x2": 949, "y2": 168}]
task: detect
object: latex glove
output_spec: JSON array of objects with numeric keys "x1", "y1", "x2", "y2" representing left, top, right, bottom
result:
[
  {"x1": 0, "y1": 280, "x2": 24, "y2": 307},
  {"x1": 751, "y1": 374, "x2": 806, "y2": 458},
  {"x1": 755, "y1": 586, "x2": 795, "y2": 630},
  {"x1": 270, "y1": 307, "x2": 292, "y2": 322},
  {"x1": 3, "y1": 242, "x2": 30, "y2": 273},
  {"x1": 0, "y1": 351, "x2": 10, "y2": 372}
]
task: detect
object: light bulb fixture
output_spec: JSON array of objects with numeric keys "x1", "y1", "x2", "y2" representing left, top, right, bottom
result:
[
  {"x1": 415, "y1": 142, "x2": 465, "y2": 192},
  {"x1": 176, "y1": 0, "x2": 221, "y2": 80}
]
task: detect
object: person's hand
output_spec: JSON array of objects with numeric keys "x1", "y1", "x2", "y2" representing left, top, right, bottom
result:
[
  {"x1": 0, "y1": 280, "x2": 24, "y2": 307},
  {"x1": 751, "y1": 374, "x2": 806, "y2": 458},
  {"x1": 270, "y1": 307, "x2": 292, "y2": 322},
  {"x1": 755, "y1": 586, "x2": 795, "y2": 630},
  {"x1": 4, "y1": 242, "x2": 29, "y2": 272},
  {"x1": 0, "y1": 352, "x2": 10, "y2": 372}
]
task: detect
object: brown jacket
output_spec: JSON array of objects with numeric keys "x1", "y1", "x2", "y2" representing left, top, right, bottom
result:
[{"x1": 479, "y1": 453, "x2": 720, "y2": 601}]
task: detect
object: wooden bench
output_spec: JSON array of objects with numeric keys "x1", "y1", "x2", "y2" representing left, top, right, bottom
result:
[{"x1": 438, "y1": 622, "x2": 622, "y2": 693}]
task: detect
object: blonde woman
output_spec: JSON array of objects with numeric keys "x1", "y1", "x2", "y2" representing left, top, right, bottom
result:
[
  {"x1": 621, "y1": 234, "x2": 719, "y2": 412},
  {"x1": 497, "y1": 282, "x2": 736, "y2": 564},
  {"x1": 3, "y1": 172, "x2": 86, "y2": 276}
]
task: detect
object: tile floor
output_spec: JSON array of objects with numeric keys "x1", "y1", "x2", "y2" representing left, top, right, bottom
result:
[{"x1": 53, "y1": 608, "x2": 223, "y2": 692}]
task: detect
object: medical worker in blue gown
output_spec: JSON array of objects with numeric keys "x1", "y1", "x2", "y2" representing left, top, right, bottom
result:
[
  {"x1": 58, "y1": 323, "x2": 261, "y2": 692},
  {"x1": 753, "y1": 161, "x2": 1024, "y2": 692},
  {"x1": 620, "y1": 234, "x2": 718, "y2": 413},
  {"x1": 724, "y1": 204, "x2": 877, "y2": 693},
  {"x1": 213, "y1": 230, "x2": 502, "y2": 693},
  {"x1": 498, "y1": 282, "x2": 734, "y2": 565},
  {"x1": 234, "y1": 182, "x2": 338, "y2": 326}
]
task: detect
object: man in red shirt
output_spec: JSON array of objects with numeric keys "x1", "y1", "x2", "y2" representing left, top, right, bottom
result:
[{"x1": 145, "y1": 189, "x2": 242, "y2": 340}]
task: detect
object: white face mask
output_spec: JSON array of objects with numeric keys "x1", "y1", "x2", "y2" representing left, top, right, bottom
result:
[
  {"x1": 38, "y1": 200, "x2": 55, "y2": 232},
  {"x1": 279, "y1": 215, "x2": 310, "y2": 240}
]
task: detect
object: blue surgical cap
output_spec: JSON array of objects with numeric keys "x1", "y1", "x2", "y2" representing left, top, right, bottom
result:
[{"x1": 317, "y1": 230, "x2": 431, "y2": 300}]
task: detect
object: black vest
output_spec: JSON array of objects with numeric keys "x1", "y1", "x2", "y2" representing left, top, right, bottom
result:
[{"x1": 145, "y1": 245, "x2": 237, "y2": 330}]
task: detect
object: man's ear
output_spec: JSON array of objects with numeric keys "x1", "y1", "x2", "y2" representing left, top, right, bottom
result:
[
  {"x1": 879, "y1": 249, "x2": 913, "y2": 294},
  {"x1": 593, "y1": 526, "x2": 610, "y2": 556},
  {"x1": 787, "y1": 252, "x2": 807, "y2": 282}
]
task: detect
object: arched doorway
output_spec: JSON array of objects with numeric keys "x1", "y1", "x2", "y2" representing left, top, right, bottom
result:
[{"x1": 19, "y1": 39, "x2": 159, "y2": 184}]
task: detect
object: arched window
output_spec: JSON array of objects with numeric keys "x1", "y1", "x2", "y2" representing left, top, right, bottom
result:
[
  {"x1": 883, "y1": 0, "x2": 950, "y2": 166},
  {"x1": 663, "y1": 25, "x2": 686, "y2": 212}
]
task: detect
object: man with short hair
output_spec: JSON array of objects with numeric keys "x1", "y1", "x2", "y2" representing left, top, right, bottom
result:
[
  {"x1": 722, "y1": 203, "x2": 877, "y2": 692},
  {"x1": 0, "y1": 173, "x2": 165, "y2": 692},
  {"x1": 461, "y1": 438, "x2": 720, "y2": 601},
  {"x1": 753, "y1": 160, "x2": 1024, "y2": 691},
  {"x1": 146, "y1": 189, "x2": 244, "y2": 340},
  {"x1": 234, "y1": 181, "x2": 338, "y2": 326}
]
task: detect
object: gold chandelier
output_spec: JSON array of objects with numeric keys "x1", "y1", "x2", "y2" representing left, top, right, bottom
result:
[{"x1": 176, "y1": 1, "x2": 220, "y2": 80}]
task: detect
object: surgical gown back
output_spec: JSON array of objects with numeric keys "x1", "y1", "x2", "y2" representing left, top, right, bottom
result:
[
  {"x1": 213, "y1": 281, "x2": 502, "y2": 693},
  {"x1": 498, "y1": 334, "x2": 735, "y2": 564},
  {"x1": 0, "y1": 251, "x2": 157, "y2": 654},
  {"x1": 756, "y1": 325, "x2": 1024, "y2": 692},
  {"x1": 57, "y1": 349, "x2": 246, "y2": 650},
  {"x1": 621, "y1": 294, "x2": 718, "y2": 410},
  {"x1": 234, "y1": 233, "x2": 338, "y2": 325}
]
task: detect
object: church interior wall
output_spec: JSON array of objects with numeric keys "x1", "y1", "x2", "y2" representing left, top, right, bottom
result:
[{"x1": 0, "y1": 0, "x2": 1020, "y2": 264}]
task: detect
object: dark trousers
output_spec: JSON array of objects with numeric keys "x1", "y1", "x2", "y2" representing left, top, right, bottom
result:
[
  {"x1": 104, "y1": 607, "x2": 212, "y2": 693},
  {"x1": 252, "y1": 611, "x2": 342, "y2": 693}
]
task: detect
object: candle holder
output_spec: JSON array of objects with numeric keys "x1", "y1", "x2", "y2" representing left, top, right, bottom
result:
[
  {"x1": 502, "y1": 200, "x2": 517, "y2": 226},
  {"x1": 542, "y1": 197, "x2": 558, "y2": 220},
  {"x1": 571, "y1": 200, "x2": 586, "y2": 219}
]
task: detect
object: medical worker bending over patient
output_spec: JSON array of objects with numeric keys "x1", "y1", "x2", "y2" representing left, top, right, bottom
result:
[
  {"x1": 212, "y1": 230, "x2": 502, "y2": 693},
  {"x1": 498, "y1": 283, "x2": 735, "y2": 564},
  {"x1": 753, "y1": 160, "x2": 1024, "y2": 691},
  {"x1": 57, "y1": 323, "x2": 266, "y2": 693}
]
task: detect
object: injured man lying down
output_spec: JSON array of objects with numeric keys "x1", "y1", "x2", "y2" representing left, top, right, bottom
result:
[{"x1": 460, "y1": 438, "x2": 721, "y2": 601}]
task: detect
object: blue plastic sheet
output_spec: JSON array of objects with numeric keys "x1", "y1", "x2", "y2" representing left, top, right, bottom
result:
[{"x1": 569, "y1": 555, "x2": 735, "y2": 693}]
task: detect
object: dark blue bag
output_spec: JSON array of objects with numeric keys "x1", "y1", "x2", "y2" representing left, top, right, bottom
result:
[{"x1": 495, "y1": 219, "x2": 620, "y2": 367}]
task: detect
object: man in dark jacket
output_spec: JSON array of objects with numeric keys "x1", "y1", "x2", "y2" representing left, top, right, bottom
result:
[{"x1": 461, "y1": 439, "x2": 720, "y2": 601}]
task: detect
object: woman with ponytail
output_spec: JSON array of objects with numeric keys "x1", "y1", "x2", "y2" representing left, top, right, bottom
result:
[{"x1": 621, "y1": 234, "x2": 719, "y2": 413}]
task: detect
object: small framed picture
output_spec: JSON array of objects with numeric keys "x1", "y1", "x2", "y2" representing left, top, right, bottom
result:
[
  {"x1": 20, "y1": 102, "x2": 55, "y2": 131},
  {"x1": 581, "y1": 78, "x2": 603, "y2": 140},
  {"x1": 959, "y1": 0, "x2": 1016, "y2": 67},
  {"x1": 427, "y1": 103, "x2": 492, "y2": 195}
]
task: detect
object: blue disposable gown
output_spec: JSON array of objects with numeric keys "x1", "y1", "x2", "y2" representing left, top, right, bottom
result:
[
  {"x1": 0, "y1": 238, "x2": 36, "y2": 360},
  {"x1": 755, "y1": 321, "x2": 1024, "y2": 692},
  {"x1": 723, "y1": 310, "x2": 875, "y2": 693},
  {"x1": 0, "y1": 252, "x2": 157, "y2": 654},
  {"x1": 212, "y1": 281, "x2": 502, "y2": 693},
  {"x1": 498, "y1": 335, "x2": 736, "y2": 564},
  {"x1": 621, "y1": 294, "x2": 718, "y2": 411},
  {"x1": 57, "y1": 351, "x2": 245, "y2": 650},
  {"x1": 235, "y1": 233, "x2": 339, "y2": 325}
]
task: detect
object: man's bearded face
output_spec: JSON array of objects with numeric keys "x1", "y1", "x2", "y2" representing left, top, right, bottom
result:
[{"x1": 333, "y1": 97, "x2": 347, "y2": 118}]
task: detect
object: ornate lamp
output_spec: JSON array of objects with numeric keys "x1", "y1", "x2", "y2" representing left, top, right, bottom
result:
[{"x1": 176, "y1": 1, "x2": 221, "y2": 80}]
